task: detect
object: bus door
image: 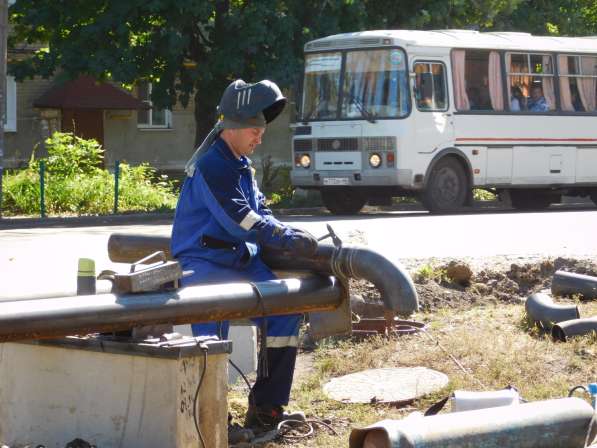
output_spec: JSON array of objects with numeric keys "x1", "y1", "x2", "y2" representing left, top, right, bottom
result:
[{"x1": 411, "y1": 60, "x2": 454, "y2": 154}]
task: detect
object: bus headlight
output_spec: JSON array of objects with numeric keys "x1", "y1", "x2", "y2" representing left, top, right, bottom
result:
[
  {"x1": 369, "y1": 153, "x2": 382, "y2": 168},
  {"x1": 299, "y1": 154, "x2": 311, "y2": 168}
]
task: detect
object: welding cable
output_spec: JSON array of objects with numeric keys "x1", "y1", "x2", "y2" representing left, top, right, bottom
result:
[
  {"x1": 277, "y1": 417, "x2": 339, "y2": 440},
  {"x1": 193, "y1": 344, "x2": 209, "y2": 448},
  {"x1": 568, "y1": 384, "x2": 588, "y2": 397},
  {"x1": 229, "y1": 358, "x2": 253, "y2": 392}
]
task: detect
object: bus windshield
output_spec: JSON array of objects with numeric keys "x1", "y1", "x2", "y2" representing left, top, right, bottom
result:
[{"x1": 301, "y1": 48, "x2": 409, "y2": 121}]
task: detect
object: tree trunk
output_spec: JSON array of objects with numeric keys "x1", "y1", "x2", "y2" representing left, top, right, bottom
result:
[{"x1": 193, "y1": 90, "x2": 217, "y2": 148}]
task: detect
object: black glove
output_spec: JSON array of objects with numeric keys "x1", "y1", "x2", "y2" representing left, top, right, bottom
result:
[{"x1": 285, "y1": 226, "x2": 318, "y2": 256}]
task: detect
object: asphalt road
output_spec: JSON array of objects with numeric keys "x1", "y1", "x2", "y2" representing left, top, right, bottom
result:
[{"x1": 1, "y1": 206, "x2": 596, "y2": 299}]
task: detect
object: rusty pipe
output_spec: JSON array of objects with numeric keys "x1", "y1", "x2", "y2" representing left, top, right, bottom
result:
[
  {"x1": 349, "y1": 397, "x2": 596, "y2": 448},
  {"x1": 551, "y1": 270, "x2": 597, "y2": 300},
  {"x1": 0, "y1": 276, "x2": 342, "y2": 343},
  {"x1": 525, "y1": 293, "x2": 579, "y2": 330},
  {"x1": 552, "y1": 317, "x2": 597, "y2": 342},
  {"x1": 107, "y1": 233, "x2": 419, "y2": 315}
]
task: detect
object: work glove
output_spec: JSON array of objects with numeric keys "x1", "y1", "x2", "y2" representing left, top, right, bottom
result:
[{"x1": 285, "y1": 226, "x2": 318, "y2": 257}]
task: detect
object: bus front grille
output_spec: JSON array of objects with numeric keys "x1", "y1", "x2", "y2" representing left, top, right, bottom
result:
[{"x1": 317, "y1": 138, "x2": 359, "y2": 151}]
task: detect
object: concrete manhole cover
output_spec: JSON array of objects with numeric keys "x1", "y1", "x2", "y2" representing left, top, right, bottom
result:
[{"x1": 323, "y1": 367, "x2": 449, "y2": 404}]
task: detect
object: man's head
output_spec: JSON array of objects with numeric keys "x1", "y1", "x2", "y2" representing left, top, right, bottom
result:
[
  {"x1": 531, "y1": 85, "x2": 544, "y2": 100},
  {"x1": 217, "y1": 79, "x2": 286, "y2": 158}
]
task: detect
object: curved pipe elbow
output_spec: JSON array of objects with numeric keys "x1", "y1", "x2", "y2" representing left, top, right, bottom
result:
[
  {"x1": 525, "y1": 293, "x2": 579, "y2": 329},
  {"x1": 552, "y1": 317, "x2": 597, "y2": 342},
  {"x1": 551, "y1": 270, "x2": 597, "y2": 300},
  {"x1": 262, "y1": 244, "x2": 419, "y2": 315}
]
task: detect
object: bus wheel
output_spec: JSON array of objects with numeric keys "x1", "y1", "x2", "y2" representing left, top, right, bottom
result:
[
  {"x1": 590, "y1": 190, "x2": 597, "y2": 207},
  {"x1": 421, "y1": 158, "x2": 469, "y2": 213},
  {"x1": 510, "y1": 190, "x2": 555, "y2": 210},
  {"x1": 321, "y1": 188, "x2": 366, "y2": 215}
]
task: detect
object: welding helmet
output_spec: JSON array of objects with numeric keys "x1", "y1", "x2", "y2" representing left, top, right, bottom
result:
[{"x1": 218, "y1": 79, "x2": 287, "y2": 128}]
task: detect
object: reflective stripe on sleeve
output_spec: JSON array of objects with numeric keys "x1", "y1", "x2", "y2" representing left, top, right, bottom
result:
[
  {"x1": 266, "y1": 335, "x2": 299, "y2": 348},
  {"x1": 239, "y1": 210, "x2": 261, "y2": 230}
]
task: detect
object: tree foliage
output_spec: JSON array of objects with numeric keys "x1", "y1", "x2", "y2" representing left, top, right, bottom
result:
[
  {"x1": 9, "y1": 0, "x2": 367, "y2": 144},
  {"x1": 8, "y1": 0, "x2": 597, "y2": 147}
]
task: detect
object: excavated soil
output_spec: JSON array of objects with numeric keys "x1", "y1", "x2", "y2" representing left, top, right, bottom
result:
[{"x1": 349, "y1": 257, "x2": 597, "y2": 315}]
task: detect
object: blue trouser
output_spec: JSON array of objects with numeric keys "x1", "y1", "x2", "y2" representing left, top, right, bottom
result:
[{"x1": 180, "y1": 255, "x2": 301, "y2": 407}]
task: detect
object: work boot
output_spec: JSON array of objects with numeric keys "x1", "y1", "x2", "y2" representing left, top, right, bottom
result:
[{"x1": 244, "y1": 404, "x2": 306, "y2": 431}]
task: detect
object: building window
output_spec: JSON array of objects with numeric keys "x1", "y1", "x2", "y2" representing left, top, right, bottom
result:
[
  {"x1": 137, "y1": 82, "x2": 172, "y2": 129},
  {"x1": 4, "y1": 75, "x2": 16, "y2": 132}
]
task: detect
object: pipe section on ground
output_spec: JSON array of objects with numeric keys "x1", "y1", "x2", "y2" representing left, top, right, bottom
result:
[
  {"x1": 552, "y1": 317, "x2": 597, "y2": 342},
  {"x1": 0, "y1": 276, "x2": 342, "y2": 343},
  {"x1": 551, "y1": 270, "x2": 597, "y2": 300},
  {"x1": 349, "y1": 397, "x2": 596, "y2": 448},
  {"x1": 525, "y1": 293, "x2": 579, "y2": 329},
  {"x1": 107, "y1": 233, "x2": 419, "y2": 315}
]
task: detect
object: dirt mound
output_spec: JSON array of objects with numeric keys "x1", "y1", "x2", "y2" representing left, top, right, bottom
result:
[{"x1": 350, "y1": 257, "x2": 597, "y2": 315}]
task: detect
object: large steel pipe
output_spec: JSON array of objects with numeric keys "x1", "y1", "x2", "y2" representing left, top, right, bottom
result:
[
  {"x1": 0, "y1": 276, "x2": 342, "y2": 343},
  {"x1": 108, "y1": 233, "x2": 419, "y2": 314},
  {"x1": 551, "y1": 270, "x2": 597, "y2": 300},
  {"x1": 524, "y1": 292, "x2": 579, "y2": 329},
  {"x1": 552, "y1": 317, "x2": 597, "y2": 342},
  {"x1": 349, "y1": 397, "x2": 596, "y2": 448}
]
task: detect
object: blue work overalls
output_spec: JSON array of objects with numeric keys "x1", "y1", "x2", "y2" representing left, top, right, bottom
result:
[{"x1": 171, "y1": 137, "x2": 301, "y2": 407}]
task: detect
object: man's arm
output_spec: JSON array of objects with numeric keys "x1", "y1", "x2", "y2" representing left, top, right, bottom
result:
[{"x1": 193, "y1": 160, "x2": 316, "y2": 255}]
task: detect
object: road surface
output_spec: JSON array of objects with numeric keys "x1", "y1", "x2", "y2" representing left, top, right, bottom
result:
[{"x1": 1, "y1": 207, "x2": 596, "y2": 299}]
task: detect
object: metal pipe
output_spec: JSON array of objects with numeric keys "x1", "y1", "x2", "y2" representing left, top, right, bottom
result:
[
  {"x1": 349, "y1": 397, "x2": 596, "y2": 448},
  {"x1": 107, "y1": 233, "x2": 419, "y2": 314},
  {"x1": 552, "y1": 270, "x2": 597, "y2": 300},
  {"x1": 525, "y1": 292, "x2": 579, "y2": 330},
  {"x1": 552, "y1": 317, "x2": 597, "y2": 342},
  {"x1": 0, "y1": 275, "x2": 342, "y2": 343}
]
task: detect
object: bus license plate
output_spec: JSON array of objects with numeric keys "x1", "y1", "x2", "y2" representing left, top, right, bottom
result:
[{"x1": 323, "y1": 177, "x2": 349, "y2": 186}]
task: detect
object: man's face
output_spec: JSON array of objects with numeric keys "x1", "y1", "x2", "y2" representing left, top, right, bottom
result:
[{"x1": 231, "y1": 127, "x2": 265, "y2": 157}]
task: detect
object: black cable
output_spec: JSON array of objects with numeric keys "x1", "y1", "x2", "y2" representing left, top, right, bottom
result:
[
  {"x1": 568, "y1": 384, "x2": 588, "y2": 397},
  {"x1": 193, "y1": 346, "x2": 209, "y2": 448},
  {"x1": 229, "y1": 358, "x2": 253, "y2": 393}
]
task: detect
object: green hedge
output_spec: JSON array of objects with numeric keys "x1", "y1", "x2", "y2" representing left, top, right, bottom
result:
[{"x1": 2, "y1": 132, "x2": 178, "y2": 216}]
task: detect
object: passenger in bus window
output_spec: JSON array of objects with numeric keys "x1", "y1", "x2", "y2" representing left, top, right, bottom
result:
[
  {"x1": 527, "y1": 85, "x2": 550, "y2": 112},
  {"x1": 467, "y1": 87, "x2": 482, "y2": 110},
  {"x1": 570, "y1": 84, "x2": 585, "y2": 112},
  {"x1": 510, "y1": 86, "x2": 525, "y2": 111}
]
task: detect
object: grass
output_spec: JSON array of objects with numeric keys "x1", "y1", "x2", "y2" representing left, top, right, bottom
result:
[{"x1": 228, "y1": 300, "x2": 597, "y2": 447}]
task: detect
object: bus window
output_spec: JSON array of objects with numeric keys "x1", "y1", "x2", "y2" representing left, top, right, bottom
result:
[
  {"x1": 452, "y1": 50, "x2": 504, "y2": 112},
  {"x1": 341, "y1": 49, "x2": 409, "y2": 119},
  {"x1": 506, "y1": 52, "x2": 555, "y2": 112},
  {"x1": 301, "y1": 52, "x2": 342, "y2": 120},
  {"x1": 558, "y1": 54, "x2": 597, "y2": 113},
  {"x1": 414, "y1": 62, "x2": 447, "y2": 111}
]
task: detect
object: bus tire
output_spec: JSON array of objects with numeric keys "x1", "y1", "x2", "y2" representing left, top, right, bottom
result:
[
  {"x1": 421, "y1": 157, "x2": 469, "y2": 213},
  {"x1": 590, "y1": 190, "x2": 597, "y2": 207},
  {"x1": 321, "y1": 188, "x2": 366, "y2": 215},
  {"x1": 510, "y1": 190, "x2": 555, "y2": 210}
]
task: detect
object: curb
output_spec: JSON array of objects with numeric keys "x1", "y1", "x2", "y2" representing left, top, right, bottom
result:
[{"x1": 0, "y1": 212, "x2": 175, "y2": 230}]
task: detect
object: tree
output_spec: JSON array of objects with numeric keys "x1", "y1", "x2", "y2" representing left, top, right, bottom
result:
[{"x1": 8, "y1": 0, "x2": 366, "y2": 146}]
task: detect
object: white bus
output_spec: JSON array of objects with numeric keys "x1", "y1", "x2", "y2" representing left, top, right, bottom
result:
[{"x1": 290, "y1": 30, "x2": 597, "y2": 214}]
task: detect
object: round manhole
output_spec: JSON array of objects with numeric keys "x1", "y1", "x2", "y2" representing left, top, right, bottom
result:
[{"x1": 323, "y1": 367, "x2": 449, "y2": 404}]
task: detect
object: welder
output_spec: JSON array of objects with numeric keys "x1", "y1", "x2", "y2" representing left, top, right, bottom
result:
[{"x1": 171, "y1": 79, "x2": 318, "y2": 429}]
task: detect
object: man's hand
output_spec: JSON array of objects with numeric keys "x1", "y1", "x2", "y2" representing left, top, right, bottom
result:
[{"x1": 286, "y1": 227, "x2": 318, "y2": 256}]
